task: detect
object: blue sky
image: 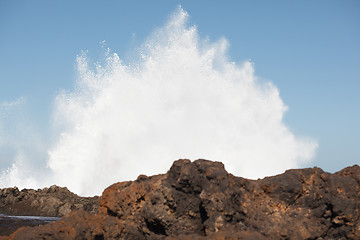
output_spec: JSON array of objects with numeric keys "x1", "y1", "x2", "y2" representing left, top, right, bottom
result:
[{"x1": 0, "y1": 0, "x2": 359, "y2": 176}]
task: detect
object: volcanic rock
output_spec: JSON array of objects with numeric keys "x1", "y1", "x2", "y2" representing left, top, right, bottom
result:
[
  {"x1": 2, "y1": 159, "x2": 360, "y2": 239},
  {"x1": 0, "y1": 185, "x2": 99, "y2": 217}
]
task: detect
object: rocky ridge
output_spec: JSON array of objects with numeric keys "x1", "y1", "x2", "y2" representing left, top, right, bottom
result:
[
  {"x1": 0, "y1": 185, "x2": 99, "y2": 217},
  {"x1": 1, "y1": 159, "x2": 360, "y2": 239}
]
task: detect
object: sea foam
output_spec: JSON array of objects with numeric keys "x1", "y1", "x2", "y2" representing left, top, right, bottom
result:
[{"x1": 1, "y1": 7, "x2": 317, "y2": 196}]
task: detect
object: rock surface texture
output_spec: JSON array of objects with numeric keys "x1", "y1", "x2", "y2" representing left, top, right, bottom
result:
[
  {"x1": 0, "y1": 185, "x2": 99, "y2": 217},
  {"x1": 1, "y1": 159, "x2": 360, "y2": 239}
]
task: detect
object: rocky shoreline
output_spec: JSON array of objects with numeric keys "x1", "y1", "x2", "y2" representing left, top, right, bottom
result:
[
  {"x1": 0, "y1": 159, "x2": 359, "y2": 239},
  {"x1": 0, "y1": 185, "x2": 99, "y2": 236},
  {"x1": 0, "y1": 215, "x2": 59, "y2": 236}
]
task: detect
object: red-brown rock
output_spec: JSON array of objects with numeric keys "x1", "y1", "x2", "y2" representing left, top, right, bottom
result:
[{"x1": 2, "y1": 159, "x2": 360, "y2": 239}]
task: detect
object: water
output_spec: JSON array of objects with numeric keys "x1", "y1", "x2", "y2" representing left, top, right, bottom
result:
[
  {"x1": 0, "y1": 214, "x2": 59, "y2": 236},
  {"x1": 0, "y1": 214, "x2": 59, "y2": 221}
]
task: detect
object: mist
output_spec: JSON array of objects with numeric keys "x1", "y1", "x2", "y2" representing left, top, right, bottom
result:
[{"x1": 0, "y1": 7, "x2": 317, "y2": 196}]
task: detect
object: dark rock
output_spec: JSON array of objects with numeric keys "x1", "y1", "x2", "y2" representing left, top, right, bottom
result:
[
  {"x1": 0, "y1": 215, "x2": 59, "y2": 237},
  {"x1": 0, "y1": 185, "x2": 99, "y2": 218},
  {"x1": 2, "y1": 160, "x2": 360, "y2": 239}
]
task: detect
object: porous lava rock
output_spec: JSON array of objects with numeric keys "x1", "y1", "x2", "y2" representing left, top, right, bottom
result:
[
  {"x1": 2, "y1": 159, "x2": 360, "y2": 239},
  {"x1": 0, "y1": 185, "x2": 99, "y2": 217}
]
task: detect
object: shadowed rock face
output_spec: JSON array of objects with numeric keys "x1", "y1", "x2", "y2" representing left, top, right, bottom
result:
[
  {"x1": 2, "y1": 159, "x2": 360, "y2": 240},
  {"x1": 0, "y1": 185, "x2": 99, "y2": 217}
]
